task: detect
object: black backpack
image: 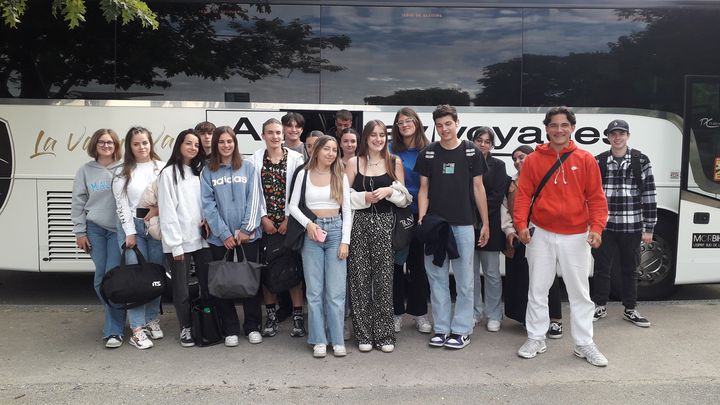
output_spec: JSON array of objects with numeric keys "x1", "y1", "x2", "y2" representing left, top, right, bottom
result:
[{"x1": 596, "y1": 148, "x2": 644, "y2": 192}]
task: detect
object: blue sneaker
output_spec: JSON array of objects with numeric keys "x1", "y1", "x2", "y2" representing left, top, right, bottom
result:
[
  {"x1": 429, "y1": 333, "x2": 448, "y2": 347},
  {"x1": 444, "y1": 334, "x2": 470, "y2": 349}
]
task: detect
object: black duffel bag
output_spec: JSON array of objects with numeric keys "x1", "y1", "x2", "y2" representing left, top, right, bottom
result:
[
  {"x1": 263, "y1": 233, "x2": 303, "y2": 293},
  {"x1": 101, "y1": 246, "x2": 166, "y2": 309}
]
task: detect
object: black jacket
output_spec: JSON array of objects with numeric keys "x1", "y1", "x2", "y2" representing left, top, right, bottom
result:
[{"x1": 418, "y1": 214, "x2": 459, "y2": 267}]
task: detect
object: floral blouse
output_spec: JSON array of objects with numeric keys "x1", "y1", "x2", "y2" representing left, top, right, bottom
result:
[{"x1": 261, "y1": 149, "x2": 288, "y2": 226}]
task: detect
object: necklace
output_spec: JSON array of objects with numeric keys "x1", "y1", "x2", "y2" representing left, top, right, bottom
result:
[
  {"x1": 315, "y1": 169, "x2": 330, "y2": 174},
  {"x1": 367, "y1": 159, "x2": 382, "y2": 166}
]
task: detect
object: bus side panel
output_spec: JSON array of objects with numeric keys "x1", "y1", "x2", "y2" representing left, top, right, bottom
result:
[
  {"x1": 675, "y1": 193, "x2": 720, "y2": 284},
  {"x1": 0, "y1": 179, "x2": 39, "y2": 271}
]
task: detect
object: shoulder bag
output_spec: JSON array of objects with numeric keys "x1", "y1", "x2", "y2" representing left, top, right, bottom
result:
[
  {"x1": 284, "y1": 170, "x2": 316, "y2": 252},
  {"x1": 262, "y1": 233, "x2": 303, "y2": 293},
  {"x1": 207, "y1": 244, "x2": 262, "y2": 299}
]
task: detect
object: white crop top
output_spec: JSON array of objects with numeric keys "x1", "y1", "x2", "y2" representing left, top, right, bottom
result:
[{"x1": 305, "y1": 178, "x2": 341, "y2": 209}]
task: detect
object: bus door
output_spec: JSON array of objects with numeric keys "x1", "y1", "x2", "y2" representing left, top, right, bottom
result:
[{"x1": 676, "y1": 76, "x2": 720, "y2": 284}]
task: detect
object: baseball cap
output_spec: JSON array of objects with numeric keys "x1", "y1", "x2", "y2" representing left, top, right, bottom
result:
[{"x1": 603, "y1": 119, "x2": 629, "y2": 135}]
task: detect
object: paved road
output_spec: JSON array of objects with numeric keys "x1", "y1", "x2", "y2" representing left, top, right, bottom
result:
[{"x1": 1, "y1": 270, "x2": 720, "y2": 404}]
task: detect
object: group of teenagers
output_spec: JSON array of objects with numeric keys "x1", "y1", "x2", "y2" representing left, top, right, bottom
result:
[{"x1": 72, "y1": 104, "x2": 657, "y2": 367}]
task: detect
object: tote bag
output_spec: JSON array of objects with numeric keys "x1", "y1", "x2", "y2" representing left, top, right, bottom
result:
[{"x1": 207, "y1": 244, "x2": 262, "y2": 299}]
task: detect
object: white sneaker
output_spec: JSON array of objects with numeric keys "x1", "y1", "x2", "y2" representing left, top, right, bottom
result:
[
  {"x1": 224, "y1": 335, "x2": 239, "y2": 347},
  {"x1": 415, "y1": 316, "x2": 432, "y2": 334},
  {"x1": 248, "y1": 331, "x2": 263, "y2": 344},
  {"x1": 144, "y1": 319, "x2": 164, "y2": 340},
  {"x1": 129, "y1": 329, "x2": 153, "y2": 350},
  {"x1": 358, "y1": 343, "x2": 373, "y2": 352},
  {"x1": 104, "y1": 335, "x2": 123, "y2": 349},
  {"x1": 517, "y1": 338, "x2": 546, "y2": 359},
  {"x1": 486, "y1": 319, "x2": 502, "y2": 332},
  {"x1": 393, "y1": 315, "x2": 403, "y2": 333},
  {"x1": 333, "y1": 345, "x2": 347, "y2": 357},
  {"x1": 313, "y1": 344, "x2": 327, "y2": 358},
  {"x1": 574, "y1": 344, "x2": 608, "y2": 367},
  {"x1": 381, "y1": 344, "x2": 395, "y2": 353}
]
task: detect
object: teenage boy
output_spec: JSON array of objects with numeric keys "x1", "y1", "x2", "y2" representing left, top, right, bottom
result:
[
  {"x1": 326, "y1": 109, "x2": 353, "y2": 142},
  {"x1": 195, "y1": 121, "x2": 216, "y2": 157},
  {"x1": 592, "y1": 119, "x2": 656, "y2": 327},
  {"x1": 513, "y1": 106, "x2": 609, "y2": 367},
  {"x1": 282, "y1": 112, "x2": 308, "y2": 160},
  {"x1": 414, "y1": 104, "x2": 489, "y2": 349}
]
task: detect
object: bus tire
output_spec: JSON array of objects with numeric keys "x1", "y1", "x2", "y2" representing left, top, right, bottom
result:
[{"x1": 634, "y1": 212, "x2": 676, "y2": 300}]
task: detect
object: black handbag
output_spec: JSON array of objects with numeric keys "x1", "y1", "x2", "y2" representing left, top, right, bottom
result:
[
  {"x1": 207, "y1": 244, "x2": 262, "y2": 299},
  {"x1": 262, "y1": 233, "x2": 303, "y2": 293},
  {"x1": 392, "y1": 205, "x2": 415, "y2": 251},
  {"x1": 190, "y1": 299, "x2": 223, "y2": 346},
  {"x1": 100, "y1": 246, "x2": 166, "y2": 309},
  {"x1": 285, "y1": 170, "x2": 316, "y2": 252}
]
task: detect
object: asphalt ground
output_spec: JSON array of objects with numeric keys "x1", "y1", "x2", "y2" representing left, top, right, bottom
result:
[{"x1": 1, "y1": 300, "x2": 720, "y2": 404}]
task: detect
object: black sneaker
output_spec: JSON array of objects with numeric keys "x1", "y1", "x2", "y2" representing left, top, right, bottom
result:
[
  {"x1": 444, "y1": 333, "x2": 470, "y2": 349},
  {"x1": 623, "y1": 309, "x2": 651, "y2": 328},
  {"x1": 262, "y1": 312, "x2": 279, "y2": 337},
  {"x1": 429, "y1": 333, "x2": 448, "y2": 348},
  {"x1": 547, "y1": 321, "x2": 563, "y2": 339},
  {"x1": 180, "y1": 327, "x2": 195, "y2": 347},
  {"x1": 290, "y1": 315, "x2": 306, "y2": 337},
  {"x1": 593, "y1": 305, "x2": 607, "y2": 322}
]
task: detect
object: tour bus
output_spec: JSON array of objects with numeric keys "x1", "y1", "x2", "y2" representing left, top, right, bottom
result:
[{"x1": 1, "y1": 0, "x2": 719, "y2": 300}]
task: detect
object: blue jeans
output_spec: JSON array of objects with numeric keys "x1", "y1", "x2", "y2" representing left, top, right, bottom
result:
[
  {"x1": 116, "y1": 218, "x2": 164, "y2": 330},
  {"x1": 473, "y1": 250, "x2": 503, "y2": 322},
  {"x1": 302, "y1": 215, "x2": 346, "y2": 346},
  {"x1": 87, "y1": 221, "x2": 125, "y2": 338},
  {"x1": 424, "y1": 225, "x2": 475, "y2": 336}
]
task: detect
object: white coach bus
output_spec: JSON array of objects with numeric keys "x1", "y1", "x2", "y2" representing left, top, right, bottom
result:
[{"x1": 1, "y1": 0, "x2": 719, "y2": 300}]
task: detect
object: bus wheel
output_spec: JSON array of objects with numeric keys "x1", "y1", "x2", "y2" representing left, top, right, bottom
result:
[{"x1": 636, "y1": 214, "x2": 676, "y2": 300}]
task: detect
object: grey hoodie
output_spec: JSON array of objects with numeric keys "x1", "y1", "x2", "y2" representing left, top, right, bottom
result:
[{"x1": 72, "y1": 160, "x2": 123, "y2": 235}]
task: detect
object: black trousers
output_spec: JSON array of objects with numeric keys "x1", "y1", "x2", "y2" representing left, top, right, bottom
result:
[
  {"x1": 393, "y1": 221, "x2": 429, "y2": 317},
  {"x1": 209, "y1": 242, "x2": 263, "y2": 336},
  {"x1": 167, "y1": 248, "x2": 211, "y2": 328},
  {"x1": 591, "y1": 230, "x2": 641, "y2": 309}
]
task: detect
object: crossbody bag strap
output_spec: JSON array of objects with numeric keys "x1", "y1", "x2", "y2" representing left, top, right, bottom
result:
[
  {"x1": 527, "y1": 150, "x2": 574, "y2": 227},
  {"x1": 299, "y1": 169, "x2": 309, "y2": 208}
]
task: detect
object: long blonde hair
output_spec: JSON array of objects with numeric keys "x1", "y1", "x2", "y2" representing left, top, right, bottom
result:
[{"x1": 305, "y1": 135, "x2": 344, "y2": 204}]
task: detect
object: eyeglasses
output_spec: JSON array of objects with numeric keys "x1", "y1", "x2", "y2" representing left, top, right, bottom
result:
[
  {"x1": 396, "y1": 119, "x2": 414, "y2": 126},
  {"x1": 97, "y1": 141, "x2": 114, "y2": 147}
]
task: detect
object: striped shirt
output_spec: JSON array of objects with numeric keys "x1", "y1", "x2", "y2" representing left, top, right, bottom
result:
[{"x1": 597, "y1": 148, "x2": 657, "y2": 234}]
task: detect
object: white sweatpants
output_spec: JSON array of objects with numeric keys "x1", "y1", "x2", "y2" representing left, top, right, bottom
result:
[{"x1": 525, "y1": 225, "x2": 594, "y2": 346}]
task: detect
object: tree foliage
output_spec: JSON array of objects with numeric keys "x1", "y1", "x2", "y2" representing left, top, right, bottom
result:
[
  {"x1": 0, "y1": 2, "x2": 350, "y2": 99},
  {"x1": 1, "y1": 0, "x2": 158, "y2": 29},
  {"x1": 364, "y1": 88, "x2": 471, "y2": 106}
]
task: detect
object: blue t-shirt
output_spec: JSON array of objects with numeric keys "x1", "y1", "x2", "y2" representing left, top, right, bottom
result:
[{"x1": 389, "y1": 144, "x2": 420, "y2": 214}]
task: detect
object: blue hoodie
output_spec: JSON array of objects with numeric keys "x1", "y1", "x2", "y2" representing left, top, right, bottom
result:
[{"x1": 201, "y1": 161, "x2": 263, "y2": 247}]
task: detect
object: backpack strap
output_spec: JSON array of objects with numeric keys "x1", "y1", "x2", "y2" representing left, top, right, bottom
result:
[
  {"x1": 630, "y1": 148, "x2": 644, "y2": 193},
  {"x1": 596, "y1": 150, "x2": 611, "y2": 185}
]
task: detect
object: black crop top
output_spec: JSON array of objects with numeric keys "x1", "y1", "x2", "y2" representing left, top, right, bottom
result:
[{"x1": 352, "y1": 170, "x2": 395, "y2": 214}]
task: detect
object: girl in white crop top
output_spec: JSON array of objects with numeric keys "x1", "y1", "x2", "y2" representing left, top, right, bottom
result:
[{"x1": 288, "y1": 135, "x2": 351, "y2": 357}]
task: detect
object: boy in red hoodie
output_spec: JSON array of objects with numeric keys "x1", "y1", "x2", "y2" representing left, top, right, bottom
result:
[{"x1": 513, "y1": 106, "x2": 609, "y2": 367}]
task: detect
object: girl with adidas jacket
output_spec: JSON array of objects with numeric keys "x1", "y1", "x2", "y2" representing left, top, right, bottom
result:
[
  {"x1": 201, "y1": 126, "x2": 265, "y2": 347},
  {"x1": 157, "y1": 129, "x2": 210, "y2": 348}
]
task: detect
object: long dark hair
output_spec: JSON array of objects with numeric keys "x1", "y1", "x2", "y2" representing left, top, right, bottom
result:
[
  {"x1": 390, "y1": 107, "x2": 429, "y2": 152},
  {"x1": 162, "y1": 129, "x2": 205, "y2": 184},
  {"x1": 357, "y1": 120, "x2": 398, "y2": 181},
  {"x1": 207, "y1": 126, "x2": 243, "y2": 172},
  {"x1": 119, "y1": 126, "x2": 161, "y2": 194}
]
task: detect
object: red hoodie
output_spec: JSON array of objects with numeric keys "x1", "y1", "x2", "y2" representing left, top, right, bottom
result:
[{"x1": 513, "y1": 140, "x2": 607, "y2": 235}]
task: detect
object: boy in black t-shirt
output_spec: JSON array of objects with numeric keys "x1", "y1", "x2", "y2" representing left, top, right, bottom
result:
[{"x1": 414, "y1": 104, "x2": 490, "y2": 350}]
